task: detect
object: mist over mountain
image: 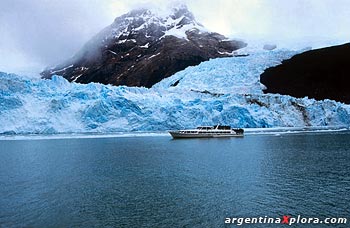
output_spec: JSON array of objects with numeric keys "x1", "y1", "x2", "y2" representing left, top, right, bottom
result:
[{"x1": 41, "y1": 5, "x2": 246, "y2": 87}]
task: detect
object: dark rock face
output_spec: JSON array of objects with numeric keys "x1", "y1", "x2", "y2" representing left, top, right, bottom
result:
[
  {"x1": 41, "y1": 6, "x2": 246, "y2": 87},
  {"x1": 260, "y1": 43, "x2": 350, "y2": 104}
]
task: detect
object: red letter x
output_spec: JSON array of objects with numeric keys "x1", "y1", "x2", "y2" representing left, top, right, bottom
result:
[{"x1": 282, "y1": 215, "x2": 290, "y2": 224}]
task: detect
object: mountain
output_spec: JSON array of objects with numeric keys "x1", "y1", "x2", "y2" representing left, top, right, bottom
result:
[
  {"x1": 41, "y1": 5, "x2": 246, "y2": 87},
  {"x1": 260, "y1": 43, "x2": 350, "y2": 104},
  {"x1": 2, "y1": 48, "x2": 350, "y2": 134}
]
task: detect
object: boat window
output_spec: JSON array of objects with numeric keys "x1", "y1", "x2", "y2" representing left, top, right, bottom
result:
[{"x1": 216, "y1": 125, "x2": 232, "y2": 130}]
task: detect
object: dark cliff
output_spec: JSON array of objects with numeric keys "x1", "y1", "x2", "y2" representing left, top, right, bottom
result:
[{"x1": 260, "y1": 43, "x2": 350, "y2": 104}]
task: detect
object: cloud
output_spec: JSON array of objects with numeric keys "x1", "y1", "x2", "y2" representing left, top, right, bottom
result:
[
  {"x1": 1, "y1": 0, "x2": 350, "y2": 76},
  {"x1": 0, "y1": 0, "x2": 121, "y2": 75}
]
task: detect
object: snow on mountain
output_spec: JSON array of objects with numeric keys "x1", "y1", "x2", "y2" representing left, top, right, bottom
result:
[
  {"x1": 1, "y1": 48, "x2": 349, "y2": 134},
  {"x1": 41, "y1": 5, "x2": 245, "y2": 88},
  {"x1": 98, "y1": 6, "x2": 205, "y2": 44}
]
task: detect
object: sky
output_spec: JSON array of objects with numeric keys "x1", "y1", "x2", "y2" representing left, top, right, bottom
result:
[{"x1": 0, "y1": 0, "x2": 350, "y2": 76}]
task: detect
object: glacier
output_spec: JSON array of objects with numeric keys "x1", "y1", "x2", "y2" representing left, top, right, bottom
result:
[{"x1": 0, "y1": 49, "x2": 350, "y2": 134}]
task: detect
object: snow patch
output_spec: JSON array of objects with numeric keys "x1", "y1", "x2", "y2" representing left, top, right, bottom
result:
[
  {"x1": 50, "y1": 65, "x2": 73, "y2": 74},
  {"x1": 108, "y1": 50, "x2": 117, "y2": 55},
  {"x1": 148, "y1": 52, "x2": 161, "y2": 59},
  {"x1": 140, "y1": 43, "x2": 150, "y2": 48}
]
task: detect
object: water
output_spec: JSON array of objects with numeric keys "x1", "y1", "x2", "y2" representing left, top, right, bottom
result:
[{"x1": 0, "y1": 132, "x2": 349, "y2": 227}]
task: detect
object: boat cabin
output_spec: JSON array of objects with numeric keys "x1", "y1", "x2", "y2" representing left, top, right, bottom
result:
[{"x1": 197, "y1": 126, "x2": 214, "y2": 130}]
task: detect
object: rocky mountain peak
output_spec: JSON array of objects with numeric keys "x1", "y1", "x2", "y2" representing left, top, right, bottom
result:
[
  {"x1": 41, "y1": 5, "x2": 246, "y2": 87},
  {"x1": 106, "y1": 4, "x2": 201, "y2": 42},
  {"x1": 122, "y1": 4, "x2": 196, "y2": 24},
  {"x1": 169, "y1": 5, "x2": 196, "y2": 23}
]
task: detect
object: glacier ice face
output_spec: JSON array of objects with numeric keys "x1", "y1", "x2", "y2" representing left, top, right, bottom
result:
[
  {"x1": 0, "y1": 49, "x2": 349, "y2": 134},
  {"x1": 153, "y1": 49, "x2": 298, "y2": 94}
]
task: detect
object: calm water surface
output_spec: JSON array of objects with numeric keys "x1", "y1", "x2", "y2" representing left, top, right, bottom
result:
[{"x1": 0, "y1": 132, "x2": 349, "y2": 227}]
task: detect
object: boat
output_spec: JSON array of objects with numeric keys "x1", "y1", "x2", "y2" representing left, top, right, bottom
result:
[{"x1": 169, "y1": 125, "x2": 244, "y2": 139}]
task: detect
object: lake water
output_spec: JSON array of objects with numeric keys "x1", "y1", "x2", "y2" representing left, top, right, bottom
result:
[{"x1": 0, "y1": 132, "x2": 349, "y2": 227}]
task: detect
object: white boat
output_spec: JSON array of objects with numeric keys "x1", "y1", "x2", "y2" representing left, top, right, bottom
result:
[{"x1": 169, "y1": 125, "x2": 244, "y2": 139}]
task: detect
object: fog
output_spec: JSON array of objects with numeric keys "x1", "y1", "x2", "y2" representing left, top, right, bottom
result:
[{"x1": 1, "y1": 0, "x2": 349, "y2": 76}]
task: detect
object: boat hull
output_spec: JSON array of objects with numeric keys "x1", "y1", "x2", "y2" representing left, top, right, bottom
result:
[{"x1": 169, "y1": 131, "x2": 243, "y2": 139}]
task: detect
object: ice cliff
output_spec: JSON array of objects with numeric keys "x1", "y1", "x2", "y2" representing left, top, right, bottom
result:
[{"x1": 1, "y1": 49, "x2": 350, "y2": 134}]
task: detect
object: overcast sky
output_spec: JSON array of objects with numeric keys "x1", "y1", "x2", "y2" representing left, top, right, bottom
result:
[{"x1": 1, "y1": 0, "x2": 350, "y2": 76}]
